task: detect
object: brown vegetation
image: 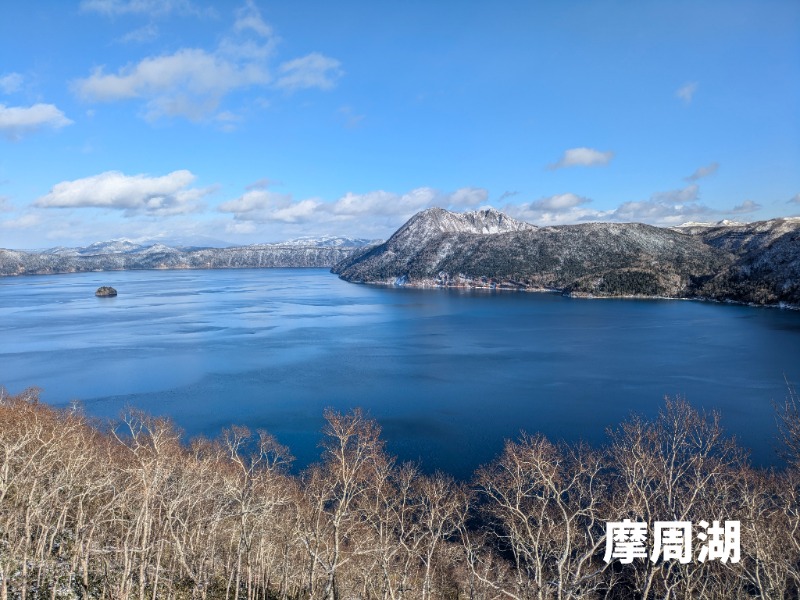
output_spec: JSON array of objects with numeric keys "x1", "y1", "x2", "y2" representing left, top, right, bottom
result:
[{"x1": 0, "y1": 387, "x2": 798, "y2": 599}]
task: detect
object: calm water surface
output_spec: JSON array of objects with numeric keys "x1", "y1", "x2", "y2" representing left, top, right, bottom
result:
[{"x1": 1, "y1": 268, "x2": 798, "y2": 478}]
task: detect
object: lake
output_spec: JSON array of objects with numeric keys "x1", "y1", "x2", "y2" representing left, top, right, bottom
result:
[{"x1": 1, "y1": 268, "x2": 798, "y2": 479}]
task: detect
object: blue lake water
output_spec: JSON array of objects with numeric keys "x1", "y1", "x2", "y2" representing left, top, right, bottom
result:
[{"x1": 1, "y1": 268, "x2": 798, "y2": 478}]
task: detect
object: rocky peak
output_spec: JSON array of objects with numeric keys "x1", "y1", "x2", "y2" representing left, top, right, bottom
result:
[
  {"x1": 404, "y1": 207, "x2": 532, "y2": 235},
  {"x1": 386, "y1": 207, "x2": 534, "y2": 251},
  {"x1": 460, "y1": 207, "x2": 535, "y2": 234}
]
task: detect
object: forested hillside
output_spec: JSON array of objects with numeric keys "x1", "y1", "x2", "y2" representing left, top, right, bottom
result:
[
  {"x1": 334, "y1": 209, "x2": 800, "y2": 306},
  {"x1": 1, "y1": 388, "x2": 798, "y2": 599}
]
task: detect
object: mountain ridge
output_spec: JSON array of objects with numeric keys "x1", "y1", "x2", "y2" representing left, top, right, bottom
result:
[
  {"x1": 4, "y1": 208, "x2": 798, "y2": 307},
  {"x1": 333, "y1": 208, "x2": 800, "y2": 307},
  {"x1": 0, "y1": 237, "x2": 379, "y2": 276}
]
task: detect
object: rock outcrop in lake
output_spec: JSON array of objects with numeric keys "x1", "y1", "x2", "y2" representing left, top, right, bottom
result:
[
  {"x1": 333, "y1": 208, "x2": 800, "y2": 307},
  {"x1": 0, "y1": 237, "x2": 377, "y2": 277},
  {"x1": 95, "y1": 286, "x2": 117, "y2": 297}
]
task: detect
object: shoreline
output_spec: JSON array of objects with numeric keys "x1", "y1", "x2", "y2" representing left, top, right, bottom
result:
[
  {"x1": 346, "y1": 276, "x2": 800, "y2": 311},
  {"x1": 1, "y1": 264, "x2": 797, "y2": 311}
]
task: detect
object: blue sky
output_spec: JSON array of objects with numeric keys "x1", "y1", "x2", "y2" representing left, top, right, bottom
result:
[{"x1": 1, "y1": 0, "x2": 798, "y2": 248}]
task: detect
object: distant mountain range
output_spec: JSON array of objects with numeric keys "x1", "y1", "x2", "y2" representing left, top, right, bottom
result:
[
  {"x1": 333, "y1": 207, "x2": 800, "y2": 307},
  {"x1": 0, "y1": 237, "x2": 378, "y2": 276},
  {"x1": 4, "y1": 209, "x2": 799, "y2": 307}
]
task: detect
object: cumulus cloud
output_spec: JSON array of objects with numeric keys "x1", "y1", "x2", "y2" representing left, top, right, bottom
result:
[
  {"x1": 506, "y1": 185, "x2": 722, "y2": 227},
  {"x1": 34, "y1": 170, "x2": 212, "y2": 216},
  {"x1": 503, "y1": 193, "x2": 599, "y2": 226},
  {"x1": 449, "y1": 187, "x2": 489, "y2": 208},
  {"x1": 218, "y1": 189, "x2": 316, "y2": 223},
  {"x1": 731, "y1": 200, "x2": 761, "y2": 214},
  {"x1": 548, "y1": 147, "x2": 614, "y2": 170},
  {"x1": 74, "y1": 48, "x2": 271, "y2": 121},
  {"x1": 530, "y1": 193, "x2": 589, "y2": 211},
  {"x1": 649, "y1": 184, "x2": 700, "y2": 205},
  {"x1": 73, "y1": 2, "x2": 340, "y2": 122},
  {"x1": 0, "y1": 103, "x2": 73, "y2": 141},
  {"x1": 685, "y1": 162, "x2": 719, "y2": 182},
  {"x1": 215, "y1": 180, "x2": 768, "y2": 236},
  {"x1": 219, "y1": 186, "x2": 489, "y2": 232},
  {"x1": 275, "y1": 53, "x2": 343, "y2": 92},
  {"x1": 504, "y1": 183, "x2": 774, "y2": 227},
  {"x1": 328, "y1": 187, "x2": 487, "y2": 218},
  {"x1": 331, "y1": 188, "x2": 447, "y2": 219},
  {"x1": 676, "y1": 82, "x2": 698, "y2": 104},
  {"x1": 610, "y1": 184, "x2": 712, "y2": 224},
  {"x1": 0, "y1": 73, "x2": 23, "y2": 94}
]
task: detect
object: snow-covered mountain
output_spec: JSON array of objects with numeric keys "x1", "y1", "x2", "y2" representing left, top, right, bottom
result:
[
  {"x1": 333, "y1": 207, "x2": 800, "y2": 306},
  {"x1": 0, "y1": 237, "x2": 378, "y2": 277},
  {"x1": 277, "y1": 236, "x2": 379, "y2": 248},
  {"x1": 41, "y1": 239, "x2": 145, "y2": 257},
  {"x1": 389, "y1": 207, "x2": 534, "y2": 249},
  {"x1": 4, "y1": 208, "x2": 798, "y2": 306}
]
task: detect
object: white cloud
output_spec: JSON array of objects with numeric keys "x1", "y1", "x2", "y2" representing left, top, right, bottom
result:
[
  {"x1": 788, "y1": 193, "x2": 800, "y2": 205},
  {"x1": 685, "y1": 162, "x2": 719, "y2": 182},
  {"x1": 649, "y1": 184, "x2": 700, "y2": 205},
  {"x1": 610, "y1": 184, "x2": 711, "y2": 224},
  {"x1": 503, "y1": 183, "x2": 780, "y2": 227},
  {"x1": 449, "y1": 187, "x2": 489, "y2": 208},
  {"x1": 74, "y1": 48, "x2": 271, "y2": 121},
  {"x1": 0, "y1": 103, "x2": 73, "y2": 141},
  {"x1": 120, "y1": 23, "x2": 159, "y2": 44},
  {"x1": 80, "y1": 0, "x2": 211, "y2": 17},
  {"x1": 34, "y1": 170, "x2": 212, "y2": 216},
  {"x1": 326, "y1": 187, "x2": 486, "y2": 218},
  {"x1": 731, "y1": 200, "x2": 761, "y2": 214},
  {"x1": 234, "y1": 0, "x2": 273, "y2": 38},
  {"x1": 219, "y1": 186, "x2": 489, "y2": 232},
  {"x1": 548, "y1": 147, "x2": 614, "y2": 170},
  {"x1": 505, "y1": 185, "x2": 720, "y2": 227},
  {"x1": 219, "y1": 187, "x2": 349, "y2": 225},
  {"x1": 503, "y1": 193, "x2": 599, "y2": 226},
  {"x1": 530, "y1": 193, "x2": 589, "y2": 211},
  {"x1": 218, "y1": 189, "x2": 305, "y2": 221},
  {"x1": 676, "y1": 81, "x2": 698, "y2": 104},
  {"x1": 0, "y1": 212, "x2": 42, "y2": 230},
  {"x1": 328, "y1": 190, "x2": 410, "y2": 217},
  {"x1": 275, "y1": 53, "x2": 343, "y2": 91},
  {"x1": 225, "y1": 220, "x2": 257, "y2": 235},
  {"x1": 73, "y1": 3, "x2": 340, "y2": 121},
  {"x1": 0, "y1": 73, "x2": 23, "y2": 94}
]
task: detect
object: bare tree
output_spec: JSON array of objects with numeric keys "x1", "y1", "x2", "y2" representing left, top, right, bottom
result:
[
  {"x1": 474, "y1": 434, "x2": 608, "y2": 600},
  {"x1": 3, "y1": 386, "x2": 800, "y2": 600},
  {"x1": 607, "y1": 398, "x2": 748, "y2": 599}
]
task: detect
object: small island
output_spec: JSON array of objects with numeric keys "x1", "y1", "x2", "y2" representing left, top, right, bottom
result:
[{"x1": 95, "y1": 286, "x2": 117, "y2": 297}]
